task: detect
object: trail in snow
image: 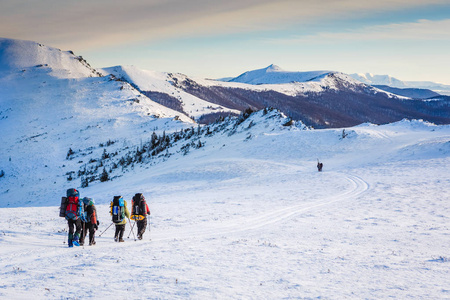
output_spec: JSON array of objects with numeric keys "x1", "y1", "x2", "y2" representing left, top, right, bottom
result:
[{"x1": 150, "y1": 173, "x2": 369, "y2": 241}]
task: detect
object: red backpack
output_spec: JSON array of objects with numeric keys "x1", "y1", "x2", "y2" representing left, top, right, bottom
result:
[{"x1": 65, "y1": 188, "x2": 80, "y2": 220}]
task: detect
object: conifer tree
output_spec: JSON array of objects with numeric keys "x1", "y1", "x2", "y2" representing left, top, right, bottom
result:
[
  {"x1": 100, "y1": 167, "x2": 109, "y2": 182},
  {"x1": 81, "y1": 176, "x2": 89, "y2": 188}
]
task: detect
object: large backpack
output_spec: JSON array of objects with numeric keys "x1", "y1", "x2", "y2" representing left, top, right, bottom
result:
[
  {"x1": 131, "y1": 193, "x2": 147, "y2": 221},
  {"x1": 59, "y1": 196, "x2": 68, "y2": 218},
  {"x1": 65, "y1": 188, "x2": 80, "y2": 221},
  {"x1": 83, "y1": 197, "x2": 97, "y2": 225},
  {"x1": 111, "y1": 196, "x2": 125, "y2": 223}
]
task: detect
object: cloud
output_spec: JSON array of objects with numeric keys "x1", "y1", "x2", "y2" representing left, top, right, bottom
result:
[
  {"x1": 270, "y1": 19, "x2": 450, "y2": 44},
  {"x1": 0, "y1": 0, "x2": 449, "y2": 50}
]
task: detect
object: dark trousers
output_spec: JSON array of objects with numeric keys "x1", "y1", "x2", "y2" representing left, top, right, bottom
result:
[
  {"x1": 68, "y1": 219, "x2": 82, "y2": 245},
  {"x1": 137, "y1": 218, "x2": 147, "y2": 239},
  {"x1": 80, "y1": 222, "x2": 97, "y2": 245},
  {"x1": 114, "y1": 224, "x2": 126, "y2": 241}
]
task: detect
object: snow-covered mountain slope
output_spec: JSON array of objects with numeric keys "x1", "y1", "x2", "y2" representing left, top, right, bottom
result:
[
  {"x1": 0, "y1": 38, "x2": 194, "y2": 206},
  {"x1": 0, "y1": 38, "x2": 100, "y2": 79},
  {"x1": 168, "y1": 68, "x2": 450, "y2": 128},
  {"x1": 204, "y1": 64, "x2": 373, "y2": 96},
  {"x1": 0, "y1": 109, "x2": 449, "y2": 299},
  {"x1": 350, "y1": 73, "x2": 406, "y2": 87},
  {"x1": 350, "y1": 72, "x2": 450, "y2": 96},
  {"x1": 101, "y1": 65, "x2": 240, "y2": 121},
  {"x1": 227, "y1": 64, "x2": 331, "y2": 85},
  {"x1": 194, "y1": 70, "x2": 375, "y2": 97}
]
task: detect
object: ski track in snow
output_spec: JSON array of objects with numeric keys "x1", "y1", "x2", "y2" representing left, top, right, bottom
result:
[{"x1": 151, "y1": 173, "x2": 369, "y2": 241}]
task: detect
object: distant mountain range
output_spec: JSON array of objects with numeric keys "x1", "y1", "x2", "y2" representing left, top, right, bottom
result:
[
  {"x1": 104, "y1": 64, "x2": 448, "y2": 128},
  {"x1": 1, "y1": 38, "x2": 449, "y2": 131},
  {"x1": 349, "y1": 73, "x2": 450, "y2": 96},
  {"x1": 372, "y1": 85, "x2": 440, "y2": 99}
]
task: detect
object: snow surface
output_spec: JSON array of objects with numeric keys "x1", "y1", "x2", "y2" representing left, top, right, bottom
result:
[{"x1": 1, "y1": 112, "x2": 449, "y2": 299}]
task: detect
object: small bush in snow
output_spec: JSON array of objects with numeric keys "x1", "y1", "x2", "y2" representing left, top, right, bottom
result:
[{"x1": 66, "y1": 148, "x2": 75, "y2": 160}]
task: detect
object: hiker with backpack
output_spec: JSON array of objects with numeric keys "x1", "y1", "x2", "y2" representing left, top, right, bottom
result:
[
  {"x1": 79, "y1": 197, "x2": 100, "y2": 246},
  {"x1": 110, "y1": 195, "x2": 130, "y2": 242},
  {"x1": 317, "y1": 161, "x2": 323, "y2": 172},
  {"x1": 60, "y1": 188, "x2": 83, "y2": 247},
  {"x1": 131, "y1": 193, "x2": 151, "y2": 240}
]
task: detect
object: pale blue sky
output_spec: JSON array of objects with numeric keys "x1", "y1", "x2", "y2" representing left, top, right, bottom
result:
[{"x1": 1, "y1": 0, "x2": 450, "y2": 83}]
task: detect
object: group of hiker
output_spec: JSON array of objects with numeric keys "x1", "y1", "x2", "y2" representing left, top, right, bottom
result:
[{"x1": 60, "y1": 188, "x2": 151, "y2": 247}]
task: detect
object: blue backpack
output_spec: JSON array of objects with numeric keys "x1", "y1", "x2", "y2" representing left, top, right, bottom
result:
[{"x1": 111, "y1": 196, "x2": 125, "y2": 223}]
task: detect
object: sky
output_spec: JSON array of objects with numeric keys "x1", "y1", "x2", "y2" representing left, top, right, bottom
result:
[{"x1": 1, "y1": 0, "x2": 450, "y2": 83}]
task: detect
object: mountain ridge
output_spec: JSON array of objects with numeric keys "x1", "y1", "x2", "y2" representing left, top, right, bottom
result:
[
  {"x1": 227, "y1": 64, "x2": 332, "y2": 85},
  {"x1": 0, "y1": 37, "x2": 101, "y2": 78}
]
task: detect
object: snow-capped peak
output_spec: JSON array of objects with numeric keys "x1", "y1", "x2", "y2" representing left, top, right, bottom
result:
[
  {"x1": 264, "y1": 64, "x2": 283, "y2": 72},
  {"x1": 228, "y1": 65, "x2": 332, "y2": 85}
]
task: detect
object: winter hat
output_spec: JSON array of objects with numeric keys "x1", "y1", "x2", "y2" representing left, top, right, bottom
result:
[{"x1": 83, "y1": 197, "x2": 94, "y2": 205}]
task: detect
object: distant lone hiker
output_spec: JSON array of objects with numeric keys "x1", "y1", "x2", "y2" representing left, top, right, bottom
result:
[{"x1": 317, "y1": 161, "x2": 323, "y2": 172}]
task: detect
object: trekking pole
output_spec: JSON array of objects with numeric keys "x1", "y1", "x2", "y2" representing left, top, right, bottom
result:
[
  {"x1": 148, "y1": 215, "x2": 151, "y2": 241},
  {"x1": 127, "y1": 220, "x2": 136, "y2": 239},
  {"x1": 127, "y1": 217, "x2": 137, "y2": 241},
  {"x1": 98, "y1": 222, "x2": 114, "y2": 237},
  {"x1": 63, "y1": 229, "x2": 67, "y2": 245},
  {"x1": 82, "y1": 222, "x2": 86, "y2": 248}
]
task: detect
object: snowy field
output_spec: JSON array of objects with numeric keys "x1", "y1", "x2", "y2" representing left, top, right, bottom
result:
[{"x1": 0, "y1": 119, "x2": 449, "y2": 299}]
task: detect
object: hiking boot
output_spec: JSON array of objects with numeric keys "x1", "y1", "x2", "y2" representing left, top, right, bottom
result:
[
  {"x1": 73, "y1": 234, "x2": 80, "y2": 246},
  {"x1": 114, "y1": 237, "x2": 118, "y2": 242},
  {"x1": 89, "y1": 241, "x2": 96, "y2": 246},
  {"x1": 138, "y1": 234, "x2": 142, "y2": 240},
  {"x1": 119, "y1": 238, "x2": 124, "y2": 242}
]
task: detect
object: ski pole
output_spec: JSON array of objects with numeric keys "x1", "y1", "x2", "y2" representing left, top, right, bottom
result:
[
  {"x1": 148, "y1": 215, "x2": 151, "y2": 241},
  {"x1": 98, "y1": 222, "x2": 114, "y2": 237},
  {"x1": 127, "y1": 217, "x2": 137, "y2": 241},
  {"x1": 63, "y1": 228, "x2": 67, "y2": 244},
  {"x1": 82, "y1": 221, "x2": 86, "y2": 247},
  {"x1": 127, "y1": 220, "x2": 136, "y2": 238}
]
